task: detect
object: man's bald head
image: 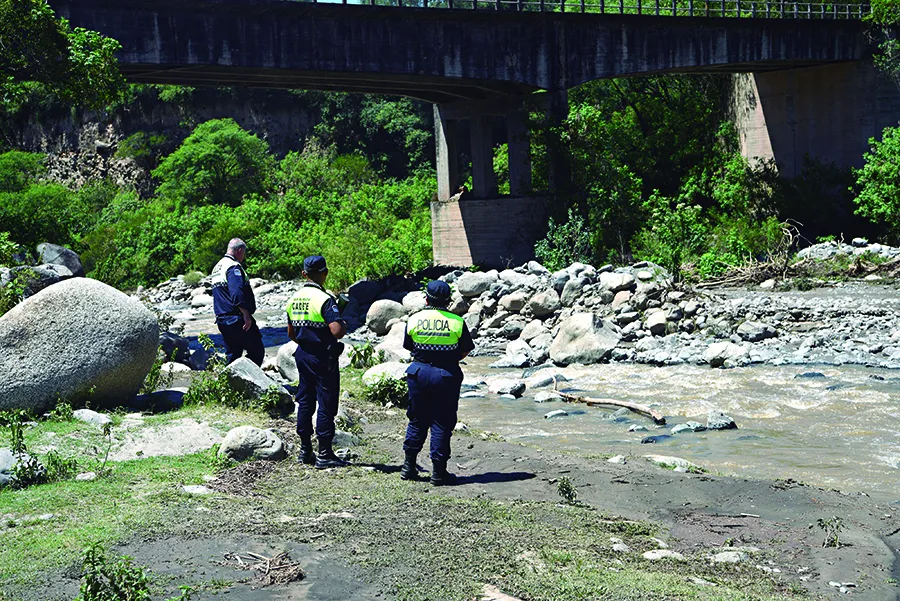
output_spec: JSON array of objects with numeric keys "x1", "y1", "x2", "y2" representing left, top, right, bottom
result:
[{"x1": 227, "y1": 238, "x2": 247, "y2": 262}]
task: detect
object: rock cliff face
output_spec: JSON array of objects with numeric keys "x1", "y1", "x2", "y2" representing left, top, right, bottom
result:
[{"x1": 4, "y1": 88, "x2": 319, "y2": 193}]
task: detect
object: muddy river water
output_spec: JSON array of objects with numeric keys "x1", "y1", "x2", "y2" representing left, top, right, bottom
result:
[{"x1": 457, "y1": 357, "x2": 900, "y2": 499}]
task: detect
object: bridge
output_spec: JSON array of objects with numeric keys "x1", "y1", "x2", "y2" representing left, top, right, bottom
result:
[{"x1": 53, "y1": 0, "x2": 891, "y2": 268}]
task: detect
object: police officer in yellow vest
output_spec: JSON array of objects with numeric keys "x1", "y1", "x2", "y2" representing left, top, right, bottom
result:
[
  {"x1": 401, "y1": 280, "x2": 474, "y2": 485},
  {"x1": 286, "y1": 255, "x2": 348, "y2": 469}
]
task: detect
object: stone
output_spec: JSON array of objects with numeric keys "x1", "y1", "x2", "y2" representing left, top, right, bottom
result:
[
  {"x1": 711, "y1": 551, "x2": 748, "y2": 564},
  {"x1": 490, "y1": 339, "x2": 531, "y2": 369},
  {"x1": 0, "y1": 278, "x2": 159, "y2": 413},
  {"x1": 447, "y1": 292, "x2": 468, "y2": 316},
  {"x1": 401, "y1": 291, "x2": 427, "y2": 311},
  {"x1": 366, "y1": 299, "x2": 408, "y2": 335},
  {"x1": 223, "y1": 358, "x2": 293, "y2": 410},
  {"x1": 376, "y1": 322, "x2": 411, "y2": 362},
  {"x1": 159, "y1": 331, "x2": 190, "y2": 363},
  {"x1": 645, "y1": 310, "x2": 668, "y2": 336},
  {"x1": 500, "y1": 320, "x2": 525, "y2": 340},
  {"x1": 73, "y1": 409, "x2": 112, "y2": 427},
  {"x1": 499, "y1": 291, "x2": 528, "y2": 313},
  {"x1": 737, "y1": 321, "x2": 777, "y2": 342},
  {"x1": 607, "y1": 455, "x2": 627, "y2": 464},
  {"x1": 611, "y1": 290, "x2": 632, "y2": 309},
  {"x1": 349, "y1": 279, "x2": 385, "y2": 305},
  {"x1": 598, "y1": 272, "x2": 636, "y2": 293},
  {"x1": 276, "y1": 341, "x2": 299, "y2": 382},
  {"x1": 527, "y1": 289, "x2": 561, "y2": 318},
  {"x1": 544, "y1": 409, "x2": 568, "y2": 419},
  {"x1": 482, "y1": 311, "x2": 510, "y2": 330},
  {"x1": 11, "y1": 264, "x2": 73, "y2": 297},
  {"x1": 851, "y1": 237, "x2": 868, "y2": 247},
  {"x1": 456, "y1": 271, "x2": 498, "y2": 297},
  {"x1": 702, "y1": 341, "x2": 749, "y2": 368},
  {"x1": 362, "y1": 361, "x2": 408, "y2": 386},
  {"x1": 36, "y1": 243, "x2": 85, "y2": 277},
  {"x1": 464, "y1": 312, "x2": 481, "y2": 331},
  {"x1": 642, "y1": 550, "x2": 685, "y2": 561},
  {"x1": 0, "y1": 448, "x2": 45, "y2": 488},
  {"x1": 550, "y1": 313, "x2": 621, "y2": 366},
  {"x1": 671, "y1": 421, "x2": 706, "y2": 434},
  {"x1": 519, "y1": 319, "x2": 549, "y2": 343},
  {"x1": 759, "y1": 279, "x2": 776, "y2": 290},
  {"x1": 218, "y1": 426, "x2": 286, "y2": 461},
  {"x1": 644, "y1": 455, "x2": 703, "y2": 471},
  {"x1": 76, "y1": 472, "x2": 97, "y2": 481},
  {"x1": 183, "y1": 485, "x2": 212, "y2": 495},
  {"x1": 111, "y1": 417, "x2": 221, "y2": 461},
  {"x1": 534, "y1": 391, "x2": 562, "y2": 403},
  {"x1": 191, "y1": 294, "x2": 214, "y2": 308},
  {"x1": 706, "y1": 411, "x2": 737, "y2": 430},
  {"x1": 489, "y1": 379, "x2": 526, "y2": 397},
  {"x1": 560, "y1": 277, "x2": 588, "y2": 307},
  {"x1": 550, "y1": 269, "x2": 571, "y2": 293},
  {"x1": 526, "y1": 261, "x2": 549, "y2": 275},
  {"x1": 333, "y1": 430, "x2": 361, "y2": 447}
]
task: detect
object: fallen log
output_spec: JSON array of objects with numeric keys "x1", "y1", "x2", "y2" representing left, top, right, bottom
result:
[{"x1": 556, "y1": 392, "x2": 666, "y2": 425}]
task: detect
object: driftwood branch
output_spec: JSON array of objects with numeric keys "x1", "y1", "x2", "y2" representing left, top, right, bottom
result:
[{"x1": 557, "y1": 392, "x2": 666, "y2": 425}]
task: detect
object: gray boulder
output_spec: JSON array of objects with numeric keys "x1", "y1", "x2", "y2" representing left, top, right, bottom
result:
[
  {"x1": 499, "y1": 291, "x2": 528, "y2": 313},
  {"x1": 519, "y1": 319, "x2": 549, "y2": 343},
  {"x1": 36, "y1": 243, "x2": 85, "y2": 278},
  {"x1": 527, "y1": 289, "x2": 561, "y2": 318},
  {"x1": 362, "y1": 361, "x2": 409, "y2": 386},
  {"x1": 702, "y1": 342, "x2": 749, "y2": 368},
  {"x1": 707, "y1": 411, "x2": 738, "y2": 430},
  {"x1": 276, "y1": 341, "x2": 299, "y2": 382},
  {"x1": 11, "y1": 264, "x2": 74, "y2": 298},
  {"x1": 366, "y1": 300, "x2": 408, "y2": 335},
  {"x1": 0, "y1": 448, "x2": 45, "y2": 488},
  {"x1": 218, "y1": 426, "x2": 286, "y2": 461},
  {"x1": 376, "y1": 322, "x2": 411, "y2": 362},
  {"x1": 645, "y1": 310, "x2": 668, "y2": 336},
  {"x1": 737, "y1": 321, "x2": 778, "y2": 342},
  {"x1": 490, "y1": 339, "x2": 532, "y2": 369},
  {"x1": 598, "y1": 272, "x2": 636, "y2": 293},
  {"x1": 0, "y1": 278, "x2": 159, "y2": 412},
  {"x1": 223, "y1": 358, "x2": 293, "y2": 410},
  {"x1": 401, "y1": 291, "x2": 427, "y2": 312},
  {"x1": 73, "y1": 409, "x2": 112, "y2": 427},
  {"x1": 489, "y1": 378, "x2": 526, "y2": 397},
  {"x1": 456, "y1": 271, "x2": 498, "y2": 298},
  {"x1": 159, "y1": 331, "x2": 190, "y2": 363},
  {"x1": 550, "y1": 313, "x2": 621, "y2": 365},
  {"x1": 561, "y1": 277, "x2": 588, "y2": 307},
  {"x1": 550, "y1": 269, "x2": 571, "y2": 293},
  {"x1": 447, "y1": 292, "x2": 469, "y2": 316}
]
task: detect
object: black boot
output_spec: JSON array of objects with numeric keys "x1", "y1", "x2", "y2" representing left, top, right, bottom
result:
[
  {"x1": 315, "y1": 439, "x2": 349, "y2": 469},
  {"x1": 298, "y1": 436, "x2": 315, "y2": 465},
  {"x1": 430, "y1": 460, "x2": 457, "y2": 486},
  {"x1": 400, "y1": 450, "x2": 419, "y2": 481}
]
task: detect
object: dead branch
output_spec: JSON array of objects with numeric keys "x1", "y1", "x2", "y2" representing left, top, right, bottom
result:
[{"x1": 556, "y1": 392, "x2": 666, "y2": 425}]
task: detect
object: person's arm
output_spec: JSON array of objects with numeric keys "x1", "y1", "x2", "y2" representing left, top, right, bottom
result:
[
  {"x1": 287, "y1": 321, "x2": 296, "y2": 341},
  {"x1": 322, "y1": 298, "x2": 347, "y2": 339},
  {"x1": 227, "y1": 266, "x2": 253, "y2": 331},
  {"x1": 458, "y1": 324, "x2": 475, "y2": 360}
]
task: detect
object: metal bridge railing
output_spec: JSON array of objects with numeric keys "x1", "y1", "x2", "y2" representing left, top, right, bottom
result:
[{"x1": 301, "y1": 0, "x2": 871, "y2": 19}]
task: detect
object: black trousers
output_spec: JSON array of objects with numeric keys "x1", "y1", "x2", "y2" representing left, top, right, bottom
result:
[
  {"x1": 217, "y1": 320, "x2": 264, "y2": 366},
  {"x1": 403, "y1": 362, "x2": 463, "y2": 463},
  {"x1": 294, "y1": 347, "x2": 340, "y2": 444}
]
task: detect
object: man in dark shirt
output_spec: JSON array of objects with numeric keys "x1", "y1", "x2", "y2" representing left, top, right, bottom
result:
[
  {"x1": 401, "y1": 280, "x2": 474, "y2": 485},
  {"x1": 286, "y1": 255, "x2": 348, "y2": 469},
  {"x1": 210, "y1": 238, "x2": 263, "y2": 366}
]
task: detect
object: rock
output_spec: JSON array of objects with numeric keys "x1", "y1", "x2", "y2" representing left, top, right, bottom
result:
[
  {"x1": 519, "y1": 319, "x2": 549, "y2": 343},
  {"x1": 349, "y1": 279, "x2": 384, "y2": 305},
  {"x1": 628, "y1": 424, "x2": 648, "y2": 432},
  {"x1": 702, "y1": 341, "x2": 749, "y2": 368},
  {"x1": 706, "y1": 411, "x2": 737, "y2": 430},
  {"x1": 607, "y1": 455, "x2": 627, "y2": 464},
  {"x1": 159, "y1": 331, "x2": 190, "y2": 363},
  {"x1": 544, "y1": 409, "x2": 568, "y2": 419},
  {"x1": 711, "y1": 551, "x2": 748, "y2": 564},
  {"x1": 464, "y1": 312, "x2": 481, "y2": 331},
  {"x1": 111, "y1": 417, "x2": 221, "y2": 461},
  {"x1": 72, "y1": 409, "x2": 112, "y2": 427},
  {"x1": 527, "y1": 289, "x2": 561, "y2": 318},
  {"x1": 611, "y1": 541, "x2": 632, "y2": 553},
  {"x1": 482, "y1": 311, "x2": 510, "y2": 330},
  {"x1": 182, "y1": 485, "x2": 212, "y2": 495},
  {"x1": 401, "y1": 291, "x2": 427, "y2": 311},
  {"x1": 851, "y1": 237, "x2": 868, "y2": 247},
  {"x1": 759, "y1": 279, "x2": 776, "y2": 290},
  {"x1": 36, "y1": 243, "x2": 85, "y2": 278},
  {"x1": 550, "y1": 313, "x2": 621, "y2": 366},
  {"x1": 191, "y1": 294, "x2": 214, "y2": 308},
  {"x1": 560, "y1": 277, "x2": 588, "y2": 307},
  {"x1": 362, "y1": 362, "x2": 409, "y2": 386},
  {"x1": 11, "y1": 264, "x2": 73, "y2": 297},
  {"x1": 490, "y1": 339, "x2": 531, "y2": 369},
  {"x1": 644, "y1": 455, "x2": 703, "y2": 471},
  {"x1": 737, "y1": 321, "x2": 777, "y2": 342},
  {"x1": 488, "y1": 379, "x2": 526, "y2": 397},
  {"x1": 642, "y1": 550, "x2": 685, "y2": 561},
  {"x1": 276, "y1": 341, "x2": 299, "y2": 382},
  {"x1": 550, "y1": 269, "x2": 571, "y2": 293},
  {"x1": 611, "y1": 290, "x2": 632, "y2": 309},
  {"x1": 534, "y1": 391, "x2": 562, "y2": 403},
  {"x1": 223, "y1": 358, "x2": 293, "y2": 410},
  {"x1": 218, "y1": 426, "x2": 286, "y2": 461},
  {"x1": 447, "y1": 292, "x2": 468, "y2": 316},
  {"x1": 795, "y1": 372, "x2": 826, "y2": 379},
  {"x1": 76, "y1": 472, "x2": 97, "y2": 481},
  {"x1": 333, "y1": 430, "x2": 361, "y2": 448},
  {"x1": 0, "y1": 278, "x2": 159, "y2": 413},
  {"x1": 0, "y1": 448, "x2": 45, "y2": 488},
  {"x1": 671, "y1": 421, "x2": 707, "y2": 434},
  {"x1": 188, "y1": 347, "x2": 212, "y2": 371},
  {"x1": 598, "y1": 272, "x2": 635, "y2": 293},
  {"x1": 456, "y1": 271, "x2": 498, "y2": 298},
  {"x1": 377, "y1": 322, "x2": 412, "y2": 362},
  {"x1": 527, "y1": 261, "x2": 549, "y2": 275},
  {"x1": 499, "y1": 291, "x2": 529, "y2": 313},
  {"x1": 645, "y1": 310, "x2": 668, "y2": 336},
  {"x1": 366, "y1": 300, "x2": 408, "y2": 335}
]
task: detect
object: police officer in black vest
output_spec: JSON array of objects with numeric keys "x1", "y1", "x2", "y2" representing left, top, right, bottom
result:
[
  {"x1": 285, "y1": 255, "x2": 348, "y2": 469},
  {"x1": 401, "y1": 281, "x2": 474, "y2": 485}
]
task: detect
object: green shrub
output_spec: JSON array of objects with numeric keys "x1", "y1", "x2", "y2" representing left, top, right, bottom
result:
[
  {"x1": 348, "y1": 342, "x2": 383, "y2": 369},
  {"x1": 632, "y1": 194, "x2": 707, "y2": 281},
  {"x1": 182, "y1": 271, "x2": 204, "y2": 287},
  {"x1": 534, "y1": 208, "x2": 594, "y2": 271},
  {"x1": 44, "y1": 450, "x2": 77, "y2": 483},
  {"x1": 115, "y1": 131, "x2": 168, "y2": 168},
  {"x1": 0, "y1": 231, "x2": 17, "y2": 266},
  {"x1": 77, "y1": 542, "x2": 195, "y2": 601},
  {"x1": 0, "y1": 151, "x2": 45, "y2": 193},
  {"x1": 557, "y1": 476, "x2": 578, "y2": 504},
  {"x1": 853, "y1": 125, "x2": 900, "y2": 238},
  {"x1": 363, "y1": 375, "x2": 408, "y2": 409}
]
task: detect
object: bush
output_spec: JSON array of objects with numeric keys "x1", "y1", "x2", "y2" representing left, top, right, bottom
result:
[
  {"x1": 182, "y1": 271, "x2": 204, "y2": 286},
  {"x1": 534, "y1": 208, "x2": 594, "y2": 271},
  {"x1": 77, "y1": 543, "x2": 194, "y2": 601},
  {"x1": 363, "y1": 375, "x2": 408, "y2": 409},
  {"x1": 853, "y1": 125, "x2": 900, "y2": 238},
  {"x1": 0, "y1": 231, "x2": 18, "y2": 266}
]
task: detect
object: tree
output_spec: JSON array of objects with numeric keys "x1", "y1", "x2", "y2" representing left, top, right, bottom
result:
[
  {"x1": 853, "y1": 125, "x2": 900, "y2": 237},
  {"x1": 870, "y1": 0, "x2": 900, "y2": 84},
  {"x1": 0, "y1": 0, "x2": 123, "y2": 108},
  {"x1": 152, "y1": 119, "x2": 276, "y2": 207}
]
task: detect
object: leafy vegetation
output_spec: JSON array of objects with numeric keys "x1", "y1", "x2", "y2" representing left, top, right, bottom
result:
[
  {"x1": 363, "y1": 375, "x2": 409, "y2": 409},
  {"x1": 853, "y1": 125, "x2": 900, "y2": 239},
  {"x1": 77, "y1": 543, "x2": 194, "y2": 601}
]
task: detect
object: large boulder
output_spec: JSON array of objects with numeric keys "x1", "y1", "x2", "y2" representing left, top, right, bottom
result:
[
  {"x1": 36, "y1": 243, "x2": 85, "y2": 278},
  {"x1": 223, "y1": 358, "x2": 293, "y2": 410},
  {"x1": 218, "y1": 426, "x2": 286, "y2": 461},
  {"x1": 499, "y1": 291, "x2": 528, "y2": 313},
  {"x1": 598, "y1": 272, "x2": 636, "y2": 293},
  {"x1": 0, "y1": 278, "x2": 159, "y2": 412},
  {"x1": 549, "y1": 313, "x2": 621, "y2": 365},
  {"x1": 527, "y1": 289, "x2": 561, "y2": 318},
  {"x1": 366, "y1": 299, "x2": 408, "y2": 335},
  {"x1": 737, "y1": 321, "x2": 778, "y2": 342},
  {"x1": 276, "y1": 341, "x2": 299, "y2": 382},
  {"x1": 376, "y1": 322, "x2": 411, "y2": 362},
  {"x1": 456, "y1": 271, "x2": 498, "y2": 298},
  {"x1": 401, "y1": 291, "x2": 427, "y2": 312},
  {"x1": 702, "y1": 342, "x2": 749, "y2": 368},
  {"x1": 561, "y1": 277, "x2": 589, "y2": 307},
  {"x1": 362, "y1": 361, "x2": 409, "y2": 386}
]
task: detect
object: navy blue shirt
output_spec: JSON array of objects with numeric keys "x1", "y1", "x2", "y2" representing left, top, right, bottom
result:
[
  {"x1": 403, "y1": 308, "x2": 474, "y2": 369},
  {"x1": 291, "y1": 283, "x2": 344, "y2": 358},
  {"x1": 212, "y1": 259, "x2": 256, "y2": 326}
]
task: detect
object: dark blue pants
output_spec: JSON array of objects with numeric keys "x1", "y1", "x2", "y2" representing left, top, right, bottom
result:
[
  {"x1": 218, "y1": 320, "x2": 264, "y2": 366},
  {"x1": 404, "y1": 362, "x2": 463, "y2": 463},
  {"x1": 295, "y1": 347, "x2": 339, "y2": 444}
]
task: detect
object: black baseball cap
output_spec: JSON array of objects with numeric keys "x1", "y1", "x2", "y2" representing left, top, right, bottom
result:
[
  {"x1": 425, "y1": 280, "x2": 452, "y2": 304},
  {"x1": 303, "y1": 255, "x2": 327, "y2": 274}
]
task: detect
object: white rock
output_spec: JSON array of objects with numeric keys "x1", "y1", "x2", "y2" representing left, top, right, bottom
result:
[
  {"x1": 366, "y1": 300, "x2": 409, "y2": 335},
  {"x1": 182, "y1": 485, "x2": 212, "y2": 495},
  {"x1": 376, "y1": 322, "x2": 411, "y2": 362},
  {"x1": 456, "y1": 271, "x2": 499, "y2": 298},
  {"x1": 75, "y1": 472, "x2": 97, "y2": 481},
  {"x1": 711, "y1": 551, "x2": 747, "y2": 564},
  {"x1": 544, "y1": 409, "x2": 568, "y2": 419},
  {"x1": 642, "y1": 550, "x2": 685, "y2": 561},
  {"x1": 191, "y1": 294, "x2": 214, "y2": 308},
  {"x1": 218, "y1": 426, "x2": 286, "y2": 461},
  {"x1": 488, "y1": 379, "x2": 525, "y2": 397},
  {"x1": 73, "y1": 409, "x2": 112, "y2": 427},
  {"x1": 362, "y1": 362, "x2": 408, "y2": 386},
  {"x1": 644, "y1": 455, "x2": 703, "y2": 471},
  {"x1": 598, "y1": 272, "x2": 635, "y2": 293},
  {"x1": 527, "y1": 289, "x2": 561, "y2": 318},
  {"x1": 607, "y1": 455, "x2": 627, "y2": 464},
  {"x1": 401, "y1": 291, "x2": 427, "y2": 311},
  {"x1": 550, "y1": 313, "x2": 621, "y2": 365},
  {"x1": 276, "y1": 341, "x2": 299, "y2": 382}
]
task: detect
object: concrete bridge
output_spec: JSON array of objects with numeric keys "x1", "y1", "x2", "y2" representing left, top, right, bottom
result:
[{"x1": 53, "y1": 0, "x2": 894, "y2": 268}]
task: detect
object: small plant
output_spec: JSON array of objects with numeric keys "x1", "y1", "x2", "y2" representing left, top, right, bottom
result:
[
  {"x1": 813, "y1": 516, "x2": 844, "y2": 548},
  {"x1": 0, "y1": 409, "x2": 28, "y2": 455},
  {"x1": 348, "y1": 342, "x2": 383, "y2": 369},
  {"x1": 363, "y1": 375, "x2": 408, "y2": 409},
  {"x1": 94, "y1": 423, "x2": 114, "y2": 477},
  {"x1": 182, "y1": 271, "x2": 204, "y2": 287},
  {"x1": 140, "y1": 347, "x2": 176, "y2": 395},
  {"x1": 77, "y1": 542, "x2": 195, "y2": 601},
  {"x1": 47, "y1": 401, "x2": 75, "y2": 422},
  {"x1": 0, "y1": 272, "x2": 26, "y2": 318},
  {"x1": 44, "y1": 450, "x2": 78, "y2": 483},
  {"x1": 557, "y1": 476, "x2": 578, "y2": 504}
]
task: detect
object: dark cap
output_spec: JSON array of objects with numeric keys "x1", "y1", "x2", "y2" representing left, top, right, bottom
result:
[
  {"x1": 425, "y1": 280, "x2": 452, "y2": 304},
  {"x1": 303, "y1": 255, "x2": 327, "y2": 274}
]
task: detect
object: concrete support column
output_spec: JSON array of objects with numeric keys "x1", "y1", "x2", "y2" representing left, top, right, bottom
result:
[
  {"x1": 470, "y1": 113, "x2": 496, "y2": 198},
  {"x1": 434, "y1": 105, "x2": 460, "y2": 202},
  {"x1": 546, "y1": 90, "x2": 571, "y2": 194},
  {"x1": 507, "y1": 108, "x2": 532, "y2": 196}
]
